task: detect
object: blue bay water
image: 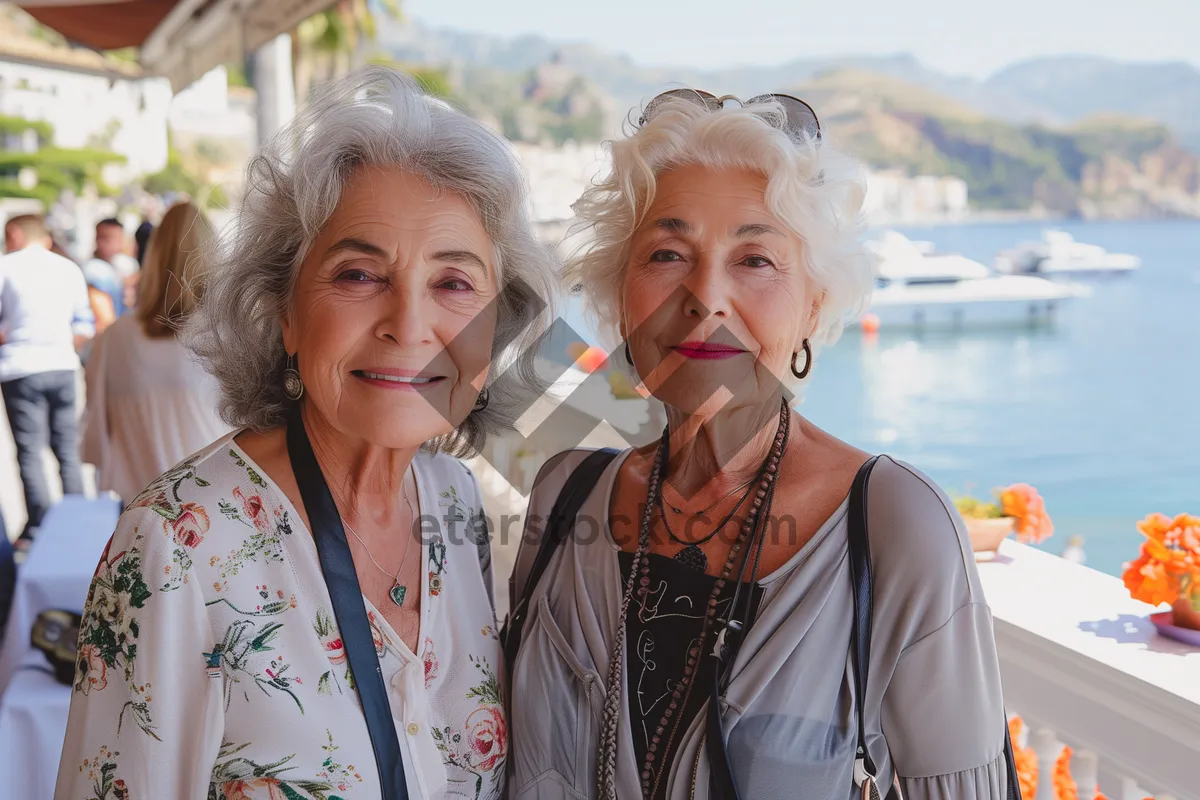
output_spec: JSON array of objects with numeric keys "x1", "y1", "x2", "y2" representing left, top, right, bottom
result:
[
  {"x1": 805, "y1": 220, "x2": 1200, "y2": 577},
  {"x1": 560, "y1": 220, "x2": 1200, "y2": 577}
]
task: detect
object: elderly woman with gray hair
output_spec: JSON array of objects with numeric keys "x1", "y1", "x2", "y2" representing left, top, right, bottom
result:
[
  {"x1": 57, "y1": 67, "x2": 554, "y2": 800},
  {"x1": 505, "y1": 91, "x2": 1019, "y2": 799}
]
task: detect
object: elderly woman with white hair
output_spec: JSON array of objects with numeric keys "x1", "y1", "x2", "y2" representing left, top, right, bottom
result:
[
  {"x1": 504, "y1": 91, "x2": 1019, "y2": 799},
  {"x1": 57, "y1": 67, "x2": 554, "y2": 800}
]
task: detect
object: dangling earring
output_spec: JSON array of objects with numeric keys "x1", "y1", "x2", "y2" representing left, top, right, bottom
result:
[
  {"x1": 282, "y1": 353, "x2": 304, "y2": 400},
  {"x1": 624, "y1": 342, "x2": 634, "y2": 366},
  {"x1": 473, "y1": 388, "x2": 490, "y2": 412},
  {"x1": 791, "y1": 339, "x2": 812, "y2": 379}
]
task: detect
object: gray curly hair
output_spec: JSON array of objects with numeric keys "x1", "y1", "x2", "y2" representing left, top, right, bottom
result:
[{"x1": 184, "y1": 66, "x2": 557, "y2": 457}]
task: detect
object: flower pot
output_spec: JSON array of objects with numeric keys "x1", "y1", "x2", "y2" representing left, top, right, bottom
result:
[
  {"x1": 1171, "y1": 597, "x2": 1200, "y2": 631},
  {"x1": 965, "y1": 517, "x2": 1016, "y2": 555}
]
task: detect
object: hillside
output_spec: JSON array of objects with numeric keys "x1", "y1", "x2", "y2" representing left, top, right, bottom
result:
[
  {"x1": 797, "y1": 69, "x2": 1200, "y2": 216},
  {"x1": 985, "y1": 56, "x2": 1200, "y2": 150},
  {"x1": 376, "y1": 19, "x2": 1200, "y2": 152},
  {"x1": 373, "y1": 20, "x2": 1200, "y2": 218}
]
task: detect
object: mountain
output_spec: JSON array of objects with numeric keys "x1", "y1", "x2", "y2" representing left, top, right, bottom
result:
[
  {"x1": 984, "y1": 56, "x2": 1200, "y2": 139},
  {"x1": 375, "y1": 19, "x2": 1200, "y2": 148},
  {"x1": 376, "y1": 20, "x2": 1021, "y2": 120},
  {"x1": 371, "y1": 20, "x2": 1200, "y2": 217},
  {"x1": 800, "y1": 69, "x2": 1200, "y2": 216}
]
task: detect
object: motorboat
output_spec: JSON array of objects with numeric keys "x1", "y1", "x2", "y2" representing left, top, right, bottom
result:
[
  {"x1": 994, "y1": 229, "x2": 1141, "y2": 276},
  {"x1": 865, "y1": 231, "x2": 1088, "y2": 330}
]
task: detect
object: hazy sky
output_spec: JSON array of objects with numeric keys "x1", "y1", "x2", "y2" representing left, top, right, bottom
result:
[{"x1": 403, "y1": 0, "x2": 1200, "y2": 79}]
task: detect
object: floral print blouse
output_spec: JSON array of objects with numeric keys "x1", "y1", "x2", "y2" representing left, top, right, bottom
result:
[{"x1": 55, "y1": 433, "x2": 507, "y2": 800}]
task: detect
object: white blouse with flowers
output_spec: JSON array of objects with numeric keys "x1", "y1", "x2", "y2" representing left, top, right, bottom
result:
[{"x1": 55, "y1": 433, "x2": 507, "y2": 800}]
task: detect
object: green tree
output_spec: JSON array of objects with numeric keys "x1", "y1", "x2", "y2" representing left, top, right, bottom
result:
[
  {"x1": 292, "y1": 0, "x2": 403, "y2": 104},
  {"x1": 141, "y1": 141, "x2": 227, "y2": 209},
  {"x1": 0, "y1": 116, "x2": 125, "y2": 204},
  {"x1": 364, "y1": 58, "x2": 455, "y2": 101}
]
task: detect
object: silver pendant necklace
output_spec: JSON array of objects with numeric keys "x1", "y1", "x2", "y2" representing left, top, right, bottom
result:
[{"x1": 343, "y1": 480, "x2": 417, "y2": 608}]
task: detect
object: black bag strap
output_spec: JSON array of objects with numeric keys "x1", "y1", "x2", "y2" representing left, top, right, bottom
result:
[
  {"x1": 501, "y1": 448, "x2": 618, "y2": 671},
  {"x1": 285, "y1": 407, "x2": 408, "y2": 799},
  {"x1": 847, "y1": 456, "x2": 881, "y2": 788},
  {"x1": 848, "y1": 456, "x2": 1022, "y2": 800},
  {"x1": 705, "y1": 631, "x2": 741, "y2": 799}
]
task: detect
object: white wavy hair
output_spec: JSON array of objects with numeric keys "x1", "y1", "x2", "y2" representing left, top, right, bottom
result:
[
  {"x1": 185, "y1": 66, "x2": 557, "y2": 456},
  {"x1": 565, "y1": 95, "x2": 873, "y2": 376}
]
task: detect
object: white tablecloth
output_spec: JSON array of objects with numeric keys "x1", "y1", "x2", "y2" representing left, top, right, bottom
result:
[
  {"x1": 0, "y1": 656, "x2": 73, "y2": 799},
  {"x1": 0, "y1": 495, "x2": 120, "y2": 800},
  {"x1": 0, "y1": 495, "x2": 121, "y2": 693}
]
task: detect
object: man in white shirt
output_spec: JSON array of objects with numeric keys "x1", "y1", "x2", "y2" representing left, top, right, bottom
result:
[{"x1": 0, "y1": 215, "x2": 95, "y2": 545}]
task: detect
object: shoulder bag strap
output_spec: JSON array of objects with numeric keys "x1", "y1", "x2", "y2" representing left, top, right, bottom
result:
[
  {"x1": 501, "y1": 448, "x2": 618, "y2": 671},
  {"x1": 285, "y1": 407, "x2": 408, "y2": 799},
  {"x1": 848, "y1": 456, "x2": 1022, "y2": 800},
  {"x1": 847, "y1": 456, "x2": 886, "y2": 797}
]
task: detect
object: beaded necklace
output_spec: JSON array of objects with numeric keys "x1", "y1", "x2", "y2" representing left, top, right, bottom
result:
[{"x1": 596, "y1": 398, "x2": 791, "y2": 799}]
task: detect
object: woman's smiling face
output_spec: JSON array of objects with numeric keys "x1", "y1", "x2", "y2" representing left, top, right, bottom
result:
[
  {"x1": 282, "y1": 164, "x2": 499, "y2": 449},
  {"x1": 622, "y1": 164, "x2": 816, "y2": 414}
]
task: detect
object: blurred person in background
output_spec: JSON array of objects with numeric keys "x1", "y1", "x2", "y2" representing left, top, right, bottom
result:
[
  {"x1": 81, "y1": 201, "x2": 230, "y2": 503},
  {"x1": 83, "y1": 217, "x2": 137, "y2": 325},
  {"x1": 0, "y1": 214, "x2": 94, "y2": 548},
  {"x1": 134, "y1": 219, "x2": 153, "y2": 267}
]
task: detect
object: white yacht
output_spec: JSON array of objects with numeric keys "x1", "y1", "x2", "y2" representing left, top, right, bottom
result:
[
  {"x1": 866, "y1": 231, "x2": 1088, "y2": 329},
  {"x1": 995, "y1": 229, "x2": 1141, "y2": 276}
]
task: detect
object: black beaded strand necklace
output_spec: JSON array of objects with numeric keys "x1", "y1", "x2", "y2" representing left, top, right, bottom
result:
[{"x1": 595, "y1": 398, "x2": 792, "y2": 800}]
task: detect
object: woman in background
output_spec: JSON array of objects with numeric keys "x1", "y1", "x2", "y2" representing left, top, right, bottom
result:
[{"x1": 81, "y1": 201, "x2": 229, "y2": 502}]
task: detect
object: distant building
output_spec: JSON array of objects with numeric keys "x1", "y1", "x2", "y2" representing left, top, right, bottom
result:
[
  {"x1": 168, "y1": 65, "x2": 258, "y2": 213},
  {"x1": 511, "y1": 141, "x2": 611, "y2": 236},
  {"x1": 0, "y1": 36, "x2": 171, "y2": 185},
  {"x1": 864, "y1": 169, "x2": 969, "y2": 224}
]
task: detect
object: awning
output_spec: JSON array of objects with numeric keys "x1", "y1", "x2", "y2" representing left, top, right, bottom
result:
[{"x1": 14, "y1": 0, "x2": 333, "y2": 91}]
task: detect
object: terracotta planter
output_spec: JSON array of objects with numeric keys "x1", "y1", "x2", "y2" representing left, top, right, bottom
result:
[
  {"x1": 1171, "y1": 597, "x2": 1200, "y2": 631},
  {"x1": 965, "y1": 517, "x2": 1016, "y2": 554}
]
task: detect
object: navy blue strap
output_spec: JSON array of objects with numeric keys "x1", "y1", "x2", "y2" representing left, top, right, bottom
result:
[{"x1": 286, "y1": 407, "x2": 408, "y2": 799}]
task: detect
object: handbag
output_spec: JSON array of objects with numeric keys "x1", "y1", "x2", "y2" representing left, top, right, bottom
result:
[
  {"x1": 31, "y1": 608, "x2": 82, "y2": 685},
  {"x1": 706, "y1": 456, "x2": 1023, "y2": 800},
  {"x1": 285, "y1": 407, "x2": 409, "y2": 799},
  {"x1": 501, "y1": 448, "x2": 619, "y2": 673}
]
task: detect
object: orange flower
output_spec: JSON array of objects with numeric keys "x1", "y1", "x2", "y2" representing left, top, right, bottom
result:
[
  {"x1": 1054, "y1": 746, "x2": 1078, "y2": 800},
  {"x1": 1122, "y1": 546, "x2": 1178, "y2": 606},
  {"x1": 1001, "y1": 484, "x2": 1054, "y2": 544},
  {"x1": 567, "y1": 342, "x2": 609, "y2": 374},
  {"x1": 1007, "y1": 716, "x2": 1038, "y2": 799},
  {"x1": 1124, "y1": 512, "x2": 1200, "y2": 607}
]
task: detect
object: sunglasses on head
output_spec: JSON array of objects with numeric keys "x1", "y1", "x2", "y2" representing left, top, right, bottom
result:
[{"x1": 638, "y1": 89, "x2": 821, "y2": 143}]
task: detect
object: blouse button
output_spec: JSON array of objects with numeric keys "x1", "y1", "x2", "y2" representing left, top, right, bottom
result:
[{"x1": 406, "y1": 722, "x2": 420, "y2": 736}]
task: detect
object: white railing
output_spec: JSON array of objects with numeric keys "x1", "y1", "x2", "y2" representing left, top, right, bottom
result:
[
  {"x1": 980, "y1": 540, "x2": 1199, "y2": 800},
  {"x1": 1012, "y1": 722, "x2": 1183, "y2": 800}
]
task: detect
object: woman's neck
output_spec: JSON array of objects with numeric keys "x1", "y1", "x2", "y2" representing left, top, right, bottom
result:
[
  {"x1": 302, "y1": 404, "x2": 419, "y2": 530},
  {"x1": 662, "y1": 396, "x2": 786, "y2": 501}
]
